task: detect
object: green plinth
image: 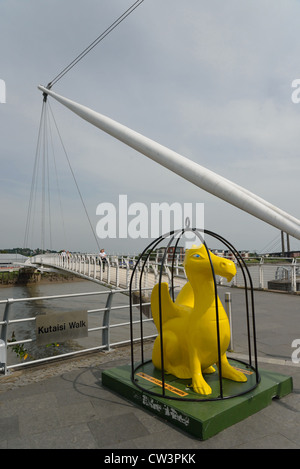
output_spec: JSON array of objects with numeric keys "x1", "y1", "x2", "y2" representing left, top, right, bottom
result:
[{"x1": 102, "y1": 359, "x2": 293, "y2": 440}]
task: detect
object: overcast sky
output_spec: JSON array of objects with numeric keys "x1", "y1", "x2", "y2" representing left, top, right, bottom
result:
[{"x1": 1, "y1": 0, "x2": 300, "y2": 255}]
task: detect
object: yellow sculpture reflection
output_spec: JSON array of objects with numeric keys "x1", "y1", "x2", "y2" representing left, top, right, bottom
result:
[{"x1": 151, "y1": 244, "x2": 247, "y2": 395}]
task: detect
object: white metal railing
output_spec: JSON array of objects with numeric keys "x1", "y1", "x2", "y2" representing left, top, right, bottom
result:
[
  {"x1": 28, "y1": 253, "x2": 300, "y2": 293},
  {"x1": 28, "y1": 252, "x2": 188, "y2": 291},
  {"x1": 0, "y1": 287, "x2": 157, "y2": 375}
]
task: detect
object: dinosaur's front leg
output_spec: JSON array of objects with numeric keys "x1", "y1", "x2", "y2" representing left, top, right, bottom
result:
[{"x1": 189, "y1": 348, "x2": 212, "y2": 395}]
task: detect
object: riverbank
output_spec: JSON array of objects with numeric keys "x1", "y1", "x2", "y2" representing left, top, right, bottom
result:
[{"x1": 0, "y1": 270, "x2": 87, "y2": 287}]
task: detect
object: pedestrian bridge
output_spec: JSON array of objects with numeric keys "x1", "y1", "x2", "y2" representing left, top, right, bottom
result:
[
  {"x1": 25, "y1": 251, "x2": 300, "y2": 292},
  {"x1": 26, "y1": 252, "x2": 188, "y2": 292}
]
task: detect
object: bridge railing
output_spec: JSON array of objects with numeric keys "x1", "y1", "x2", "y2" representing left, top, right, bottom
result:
[
  {"x1": 30, "y1": 253, "x2": 300, "y2": 293},
  {"x1": 30, "y1": 252, "x2": 188, "y2": 290},
  {"x1": 0, "y1": 287, "x2": 157, "y2": 375}
]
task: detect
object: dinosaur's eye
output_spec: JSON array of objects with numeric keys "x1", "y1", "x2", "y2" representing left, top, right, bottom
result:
[{"x1": 193, "y1": 254, "x2": 201, "y2": 258}]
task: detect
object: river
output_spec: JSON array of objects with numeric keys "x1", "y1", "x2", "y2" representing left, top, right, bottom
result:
[{"x1": 0, "y1": 278, "x2": 153, "y2": 367}]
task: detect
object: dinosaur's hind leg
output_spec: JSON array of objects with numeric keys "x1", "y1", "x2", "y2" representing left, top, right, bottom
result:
[
  {"x1": 152, "y1": 331, "x2": 190, "y2": 378},
  {"x1": 152, "y1": 332, "x2": 179, "y2": 372},
  {"x1": 217, "y1": 354, "x2": 247, "y2": 383},
  {"x1": 152, "y1": 336, "x2": 164, "y2": 370}
]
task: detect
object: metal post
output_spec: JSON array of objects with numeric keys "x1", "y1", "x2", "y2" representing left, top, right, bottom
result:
[
  {"x1": 281, "y1": 231, "x2": 285, "y2": 256},
  {"x1": 0, "y1": 339, "x2": 6, "y2": 375},
  {"x1": 87, "y1": 256, "x2": 91, "y2": 277},
  {"x1": 0, "y1": 299, "x2": 13, "y2": 375},
  {"x1": 93, "y1": 256, "x2": 97, "y2": 279},
  {"x1": 259, "y1": 257, "x2": 264, "y2": 289},
  {"x1": 107, "y1": 259, "x2": 111, "y2": 284},
  {"x1": 115, "y1": 259, "x2": 119, "y2": 287},
  {"x1": 225, "y1": 292, "x2": 233, "y2": 351},
  {"x1": 102, "y1": 291, "x2": 113, "y2": 351},
  {"x1": 125, "y1": 258, "x2": 130, "y2": 289},
  {"x1": 287, "y1": 233, "x2": 291, "y2": 254},
  {"x1": 292, "y1": 260, "x2": 297, "y2": 293}
]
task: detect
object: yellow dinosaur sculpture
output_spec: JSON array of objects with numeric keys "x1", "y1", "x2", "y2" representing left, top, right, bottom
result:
[{"x1": 151, "y1": 244, "x2": 247, "y2": 395}]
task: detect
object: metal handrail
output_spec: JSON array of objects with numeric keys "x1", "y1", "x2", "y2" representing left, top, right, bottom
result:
[
  {"x1": 28, "y1": 252, "x2": 300, "y2": 292},
  {"x1": 0, "y1": 287, "x2": 156, "y2": 375}
]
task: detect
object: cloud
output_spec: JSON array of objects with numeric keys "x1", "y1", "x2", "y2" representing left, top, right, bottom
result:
[{"x1": 1, "y1": 0, "x2": 300, "y2": 254}]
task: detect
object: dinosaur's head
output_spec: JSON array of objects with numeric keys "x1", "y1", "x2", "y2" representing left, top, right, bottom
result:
[{"x1": 184, "y1": 244, "x2": 236, "y2": 282}]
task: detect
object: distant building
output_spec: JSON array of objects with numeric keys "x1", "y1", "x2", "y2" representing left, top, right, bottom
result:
[
  {"x1": 269, "y1": 251, "x2": 300, "y2": 258},
  {"x1": 212, "y1": 249, "x2": 225, "y2": 257},
  {"x1": 157, "y1": 246, "x2": 185, "y2": 262},
  {"x1": 198, "y1": 248, "x2": 251, "y2": 259}
]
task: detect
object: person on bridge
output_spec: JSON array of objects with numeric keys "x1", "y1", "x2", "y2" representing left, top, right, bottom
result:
[
  {"x1": 61, "y1": 250, "x2": 67, "y2": 267},
  {"x1": 99, "y1": 249, "x2": 107, "y2": 272}
]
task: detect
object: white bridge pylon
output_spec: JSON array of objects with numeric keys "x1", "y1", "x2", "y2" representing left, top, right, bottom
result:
[{"x1": 39, "y1": 85, "x2": 300, "y2": 241}]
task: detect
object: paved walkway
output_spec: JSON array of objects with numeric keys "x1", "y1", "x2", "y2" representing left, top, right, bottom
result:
[{"x1": 0, "y1": 289, "x2": 300, "y2": 449}]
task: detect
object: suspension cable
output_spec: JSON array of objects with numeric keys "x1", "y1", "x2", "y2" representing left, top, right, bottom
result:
[
  {"x1": 25, "y1": 100, "x2": 102, "y2": 252},
  {"x1": 47, "y1": 0, "x2": 144, "y2": 89},
  {"x1": 24, "y1": 101, "x2": 47, "y2": 250},
  {"x1": 47, "y1": 102, "x2": 101, "y2": 252},
  {"x1": 46, "y1": 104, "x2": 68, "y2": 249},
  {"x1": 24, "y1": 101, "x2": 62, "y2": 252}
]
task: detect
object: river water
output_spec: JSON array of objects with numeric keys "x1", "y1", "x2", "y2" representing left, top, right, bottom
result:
[{"x1": 0, "y1": 279, "x2": 151, "y2": 366}]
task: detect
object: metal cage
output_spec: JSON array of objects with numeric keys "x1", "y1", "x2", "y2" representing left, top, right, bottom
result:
[{"x1": 129, "y1": 227, "x2": 260, "y2": 401}]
